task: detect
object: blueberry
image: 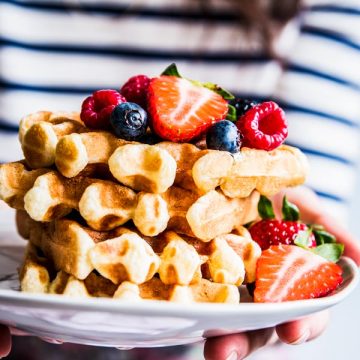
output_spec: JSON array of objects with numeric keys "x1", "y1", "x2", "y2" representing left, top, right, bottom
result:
[
  {"x1": 206, "y1": 120, "x2": 241, "y2": 153},
  {"x1": 229, "y1": 98, "x2": 258, "y2": 118},
  {"x1": 110, "y1": 102, "x2": 148, "y2": 140}
]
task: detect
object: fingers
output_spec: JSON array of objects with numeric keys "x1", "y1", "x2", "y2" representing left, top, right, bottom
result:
[
  {"x1": 0, "y1": 325, "x2": 11, "y2": 358},
  {"x1": 276, "y1": 310, "x2": 330, "y2": 345},
  {"x1": 204, "y1": 328, "x2": 274, "y2": 360},
  {"x1": 273, "y1": 187, "x2": 360, "y2": 266}
]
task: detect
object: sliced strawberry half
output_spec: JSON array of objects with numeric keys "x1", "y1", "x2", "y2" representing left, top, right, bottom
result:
[
  {"x1": 148, "y1": 76, "x2": 228, "y2": 142},
  {"x1": 254, "y1": 245, "x2": 343, "y2": 303}
]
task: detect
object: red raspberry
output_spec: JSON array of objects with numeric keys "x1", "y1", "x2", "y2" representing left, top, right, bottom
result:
[
  {"x1": 249, "y1": 220, "x2": 316, "y2": 250},
  {"x1": 80, "y1": 89, "x2": 126, "y2": 129},
  {"x1": 120, "y1": 75, "x2": 150, "y2": 109},
  {"x1": 237, "y1": 101, "x2": 288, "y2": 151}
]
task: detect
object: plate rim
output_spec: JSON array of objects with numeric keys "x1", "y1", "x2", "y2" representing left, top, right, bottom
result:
[{"x1": 0, "y1": 256, "x2": 357, "y2": 319}]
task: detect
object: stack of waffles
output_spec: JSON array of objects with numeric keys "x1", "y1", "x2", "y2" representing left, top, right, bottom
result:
[{"x1": 0, "y1": 111, "x2": 308, "y2": 304}]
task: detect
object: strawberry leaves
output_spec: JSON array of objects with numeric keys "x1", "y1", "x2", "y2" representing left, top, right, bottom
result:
[
  {"x1": 258, "y1": 195, "x2": 275, "y2": 219},
  {"x1": 282, "y1": 196, "x2": 300, "y2": 221},
  {"x1": 161, "y1": 63, "x2": 181, "y2": 77}
]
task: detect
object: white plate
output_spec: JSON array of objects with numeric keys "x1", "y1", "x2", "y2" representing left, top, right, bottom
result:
[{"x1": 0, "y1": 246, "x2": 357, "y2": 348}]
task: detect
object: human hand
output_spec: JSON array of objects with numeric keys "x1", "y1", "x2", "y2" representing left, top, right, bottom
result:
[
  {"x1": 0, "y1": 325, "x2": 11, "y2": 358},
  {"x1": 204, "y1": 186, "x2": 360, "y2": 360}
]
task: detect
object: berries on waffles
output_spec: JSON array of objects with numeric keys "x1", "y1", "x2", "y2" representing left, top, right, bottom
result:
[
  {"x1": 206, "y1": 120, "x2": 242, "y2": 153},
  {"x1": 249, "y1": 195, "x2": 316, "y2": 250},
  {"x1": 254, "y1": 245, "x2": 343, "y2": 302},
  {"x1": 148, "y1": 76, "x2": 228, "y2": 142},
  {"x1": 120, "y1": 75, "x2": 150, "y2": 109},
  {"x1": 81, "y1": 89, "x2": 126, "y2": 129},
  {"x1": 110, "y1": 102, "x2": 148, "y2": 141},
  {"x1": 229, "y1": 98, "x2": 258, "y2": 118},
  {"x1": 237, "y1": 101, "x2": 287, "y2": 151}
]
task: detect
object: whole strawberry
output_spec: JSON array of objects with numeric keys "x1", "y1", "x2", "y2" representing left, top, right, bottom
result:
[
  {"x1": 120, "y1": 75, "x2": 150, "y2": 109},
  {"x1": 249, "y1": 196, "x2": 316, "y2": 250},
  {"x1": 81, "y1": 89, "x2": 126, "y2": 129}
]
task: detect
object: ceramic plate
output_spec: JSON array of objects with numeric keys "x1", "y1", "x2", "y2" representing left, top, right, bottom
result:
[{"x1": 0, "y1": 246, "x2": 357, "y2": 348}]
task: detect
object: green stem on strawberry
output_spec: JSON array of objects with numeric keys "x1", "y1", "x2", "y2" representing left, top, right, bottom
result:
[
  {"x1": 226, "y1": 104, "x2": 237, "y2": 122},
  {"x1": 258, "y1": 195, "x2": 275, "y2": 220},
  {"x1": 161, "y1": 63, "x2": 182, "y2": 77},
  {"x1": 282, "y1": 196, "x2": 300, "y2": 221}
]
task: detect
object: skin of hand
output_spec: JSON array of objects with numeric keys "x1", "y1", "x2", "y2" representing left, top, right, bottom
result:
[{"x1": 204, "y1": 186, "x2": 360, "y2": 360}]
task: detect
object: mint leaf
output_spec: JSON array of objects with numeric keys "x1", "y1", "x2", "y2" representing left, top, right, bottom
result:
[
  {"x1": 313, "y1": 229, "x2": 336, "y2": 245},
  {"x1": 311, "y1": 243, "x2": 344, "y2": 263},
  {"x1": 226, "y1": 104, "x2": 237, "y2": 122},
  {"x1": 294, "y1": 230, "x2": 311, "y2": 249},
  {"x1": 201, "y1": 82, "x2": 235, "y2": 100},
  {"x1": 161, "y1": 63, "x2": 182, "y2": 77},
  {"x1": 282, "y1": 196, "x2": 300, "y2": 221},
  {"x1": 258, "y1": 195, "x2": 275, "y2": 220}
]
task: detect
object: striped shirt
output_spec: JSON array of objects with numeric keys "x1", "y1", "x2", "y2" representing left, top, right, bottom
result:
[{"x1": 1, "y1": 0, "x2": 360, "y2": 224}]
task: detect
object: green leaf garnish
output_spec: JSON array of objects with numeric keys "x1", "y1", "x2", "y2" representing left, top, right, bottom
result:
[
  {"x1": 201, "y1": 82, "x2": 235, "y2": 100},
  {"x1": 226, "y1": 104, "x2": 237, "y2": 122},
  {"x1": 294, "y1": 230, "x2": 312, "y2": 249},
  {"x1": 313, "y1": 229, "x2": 337, "y2": 245},
  {"x1": 258, "y1": 195, "x2": 275, "y2": 220},
  {"x1": 282, "y1": 196, "x2": 300, "y2": 221},
  {"x1": 311, "y1": 243, "x2": 344, "y2": 263},
  {"x1": 161, "y1": 63, "x2": 182, "y2": 77}
]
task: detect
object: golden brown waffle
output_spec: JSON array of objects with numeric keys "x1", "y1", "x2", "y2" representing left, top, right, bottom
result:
[
  {"x1": 0, "y1": 161, "x2": 48, "y2": 209},
  {"x1": 53, "y1": 131, "x2": 307, "y2": 198},
  {"x1": 19, "y1": 111, "x2": 85, "y2": 168},
  {"x1": 17, "y1": 214, "x2": 260, "y2": 288}
]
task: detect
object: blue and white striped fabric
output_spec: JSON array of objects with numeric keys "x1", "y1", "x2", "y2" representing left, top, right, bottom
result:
[{"x1": 0, "y1": 0, "x2": 359, "y2": 223}]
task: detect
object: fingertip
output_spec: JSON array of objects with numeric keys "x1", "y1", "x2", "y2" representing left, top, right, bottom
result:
[
  {"x1": 0, "y1": 325, "x2": 11, "y2": 357},
  {"x1": 276, "y1": 311, "x2": 330, "y2": 345}
]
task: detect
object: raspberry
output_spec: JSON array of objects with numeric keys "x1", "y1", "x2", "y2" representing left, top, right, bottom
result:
[
  {"x1": 237, "y1": 101, "x2": 288, "y2": 151},
  {"x1": 249, "y1": 220, "x2": 316, "y2": 250},
  {"x1": 80, "y1": 89, "x2": 126, "y2": 129},
  {"x1": 120, "y1": 75, "x2": 150, "y2": 109}
]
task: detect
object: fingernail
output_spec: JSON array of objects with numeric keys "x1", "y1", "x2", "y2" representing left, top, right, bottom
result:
[
  {"x1": 226, "y1": 351, "x2": 239, "y2": 360},
  {"x1": 289, "y1": 330, "x2": 310, "y2": 345}
]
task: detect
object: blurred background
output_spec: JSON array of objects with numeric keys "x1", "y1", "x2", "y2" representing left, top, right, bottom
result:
[{"x1": 1, "y1": 0, "x2": 360, "y2": 359}]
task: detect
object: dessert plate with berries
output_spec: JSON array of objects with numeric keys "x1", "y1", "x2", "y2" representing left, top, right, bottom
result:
[
  {"x1": 0, "y1": 244, "x2": 356, "y2": 348},
  {"x1": 0, "y1": 64, "x2": 358, "y2": 347}
]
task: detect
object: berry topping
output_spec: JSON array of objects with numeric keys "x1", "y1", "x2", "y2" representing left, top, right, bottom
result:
[
  {"x1": 120, "y1": 75, "x2": 150, "y2": 109},
  {"x1": 206, "y1": 120, "x2": 241, "y2": 153},
  {"x1": 237, "y1": 101, "x2": 287, "y2": 151},
  {"x1": 254, "y1": 245, "x2": 343, "y2": 302},
  {"x1": 148, "y1": 76, "x2": 228, "y2": 142},
  {"x1": 110, "y1": 102, "x2": 148, "y2": 141},
  {"x1": 250, "y1": 220, "x2": 316, "y2": 250},
  {"x1": 80, "y1": 90, "x2": 126, "y2": 129},
  {"x1": 230, "y1": 98, "x2": 258, "y2": 117}
]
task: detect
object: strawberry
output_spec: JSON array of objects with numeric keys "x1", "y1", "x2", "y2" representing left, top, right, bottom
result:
[
  {"x1": 254, "y1": 245, "x2": 343, "y2": 302},
  {"x1": 249, "y1": 220, "x2": 316, "y2": 250},
  {"x1": 147, "y1": 76, "x2": 228, "y2": 142},
  {"x1": 249, "y1": 195, "x2": 316, "y2": 250}
]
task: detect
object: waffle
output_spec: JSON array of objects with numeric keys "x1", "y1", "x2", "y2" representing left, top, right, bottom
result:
[
  {"x1": 2, "y1": 161, "x2": 259, "y2": 238},
  {"x1": 17, "y1": 212, "x2": 260, "y2": 287},
  {"x1": 4, "y1": 108, "x2": 309, "y2": 304},
  {"x1": 19, "y1": 111, "x2": 85, "y2": 168}
]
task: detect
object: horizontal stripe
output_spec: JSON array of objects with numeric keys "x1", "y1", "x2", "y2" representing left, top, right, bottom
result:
[
  {"x1": 0, "y1": 121, "x2": 19, "y2": 133},
  {"x1": 314, "y1": 190, "x2": 345, "y2": 203},
  {"x1": 0, "y1": 38, "x2": 269, "y2": 62},
  {"x1": 287, "y1": 64, "x2": 360, "y2": 90},
  {"x1": 278, "y1": 101, "x2": 358, "y2": 128},
  {"x1": 275, "y1": 72, "x2": 360, "y2": 126},
  {"x1": 285, "y1": 142, "x2": 355, "y2": 166},
  {"x1": 301, "y1": 25, "x2": 360, "y2": 51},
  {"x1": 285, "y1": 112, "x2": 360, "y2": 162},
  {"x1": 0, "y1": 0, "x2": 241, "y2": 22},
  {"x1": 308, "y1": 5, "x2": 360, "y2": 16}
]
